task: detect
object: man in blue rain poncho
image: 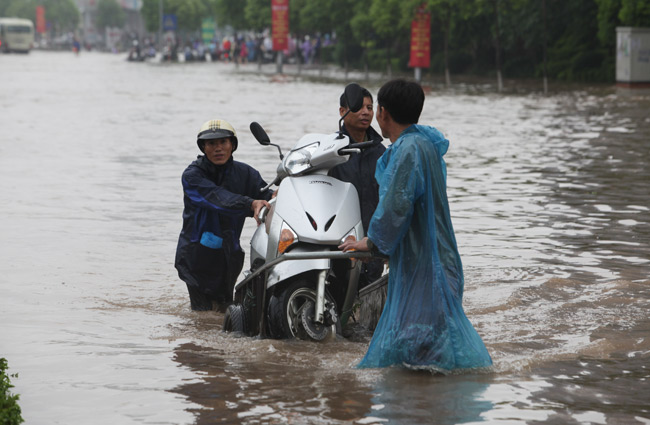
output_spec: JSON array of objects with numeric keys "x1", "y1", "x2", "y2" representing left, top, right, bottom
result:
[{"x1": 339, "y1": 79, "x2": 492, "y2": 372}]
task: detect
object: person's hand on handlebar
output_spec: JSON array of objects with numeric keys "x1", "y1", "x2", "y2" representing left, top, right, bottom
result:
[
  {"x1": 251, "y1": 199, "x2": 270, "y2": 225},
  {"x1": 338, "y1": 236, "x2": 370, "y2": 252}
]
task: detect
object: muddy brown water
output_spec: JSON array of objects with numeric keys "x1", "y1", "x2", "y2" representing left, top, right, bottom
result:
[{"x1": 1, "y1": 51, "x2": 648, "y2": 424}]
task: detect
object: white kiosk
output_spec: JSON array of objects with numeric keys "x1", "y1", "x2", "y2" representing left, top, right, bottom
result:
[{"x1": 616, "y1": 27, "x2": 650, "y2": 88}]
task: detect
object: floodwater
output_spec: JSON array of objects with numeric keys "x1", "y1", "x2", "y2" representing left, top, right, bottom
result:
[{"x1": 1, "y1": 51, "x2": 649, "y2": 425}]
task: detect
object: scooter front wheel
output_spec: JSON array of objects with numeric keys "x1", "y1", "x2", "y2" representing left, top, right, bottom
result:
[{"x1": 268, "y1": 279, "x2": 338, "y2": 340}]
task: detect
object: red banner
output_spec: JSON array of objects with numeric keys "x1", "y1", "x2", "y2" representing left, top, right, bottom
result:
[
  {"x1": 271, "y1": 0, "x2": 289, "y2": 51},
  {"x1": 409, "y1": 6, "x2": 430, "y2": 68},
  {"x1": 36, "y1": 6, "x2": 46, "y2": 34}
]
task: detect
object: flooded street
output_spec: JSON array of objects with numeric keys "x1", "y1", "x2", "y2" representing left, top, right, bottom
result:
[{"x1": 1, "y1": 51, "x2": 649, "y2": 424}]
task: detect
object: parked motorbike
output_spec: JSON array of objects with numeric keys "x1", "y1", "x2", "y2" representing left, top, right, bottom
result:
[{"x1": 223, "y1": 83, "x2": 376, "y2": 341}]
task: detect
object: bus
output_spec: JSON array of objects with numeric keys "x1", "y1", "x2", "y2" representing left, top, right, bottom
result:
[{"x1": 0, "y1": 18, "x2": 35, "y2": 53}]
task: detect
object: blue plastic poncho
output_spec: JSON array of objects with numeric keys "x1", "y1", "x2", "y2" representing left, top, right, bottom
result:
[{"x1": 360, "y1": 125, "x2": 492, "y2": 372}]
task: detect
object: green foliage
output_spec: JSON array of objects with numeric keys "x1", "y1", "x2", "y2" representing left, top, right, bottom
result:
[
  {"x1": 4, "y1": 0, "x2": 38, "y2": 21},
  {"x1": 141, "y1": 0, "x2": 210, "y2": 32},
  {"x1": 214, "y1": 0, "x2": 245, "y2": 29},
  {"x1": 367, "y1": 0, "x2": 409, "y2": 72},
  {"x1": 596, "y1": 0, "x2": 621, "y2": 48},
  {"x1": 42, "y1": 0, "x2": 80, "y2": 31},
  {"x1": 328, "y1": 0, "x2": 355, "y2": 39},
  {"x1": 95, "y1": 0, "x2": 125, "y2": 30},
  {"x1": 619, "y1": 0, "x2": 650, "y2": 25},
  {"x1": 244, "y1": 0, "x2": 270, "y2": 32},
  {"x1": 4, "y1": 0, "x2": 79, "y2": 32},
  {"x1": 170, "y1": 0, "x2": 209, "y2": 31},
  {"x1": 0, "y1": 0, "x2": 12, "y2": 16},
  {"x1": 369, "y1": 0, "x2": 405, "y2": 40},
  {"x1": 299, "y1": 0, "x2": 331, "y2": 33},
  {"x1": 545, "y1": 0, "x2": 612, "y2": 81},
  {"x1": 349, "y1": 0, "x2": 373, "y2": 42},
  {"x1": 0, "y1": 358, "x2": 24, "y2": 425},
  {"x1": 134, "y1": 0, "x2": 650, "y2": 82},
  {"x1": 289, "y1": 0, "x2": 306, "y2": 35},
  {"x1": 140, "y1": 0, "x2": 161, "y2": 32}
]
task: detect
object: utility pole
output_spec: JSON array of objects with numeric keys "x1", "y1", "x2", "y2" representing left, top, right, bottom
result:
[
  {"x1": 414, "y1": 67, "x2": 422, "y2": 83},
  {"x1": 276, "y1": 51, "x2": 283, "y2": 73}
]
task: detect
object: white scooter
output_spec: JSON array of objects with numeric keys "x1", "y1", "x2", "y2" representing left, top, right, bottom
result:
[{"x1": 223, "y1": 84, "x2": 376, "y2": 341}]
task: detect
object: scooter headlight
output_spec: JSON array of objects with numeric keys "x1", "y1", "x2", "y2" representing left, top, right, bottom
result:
[
  {"x1": 278, "y1": 222, "x2": 298, "y2": 254},
  {"x1": 284, "y1": 142, "x2": 319, "y2": 176}
]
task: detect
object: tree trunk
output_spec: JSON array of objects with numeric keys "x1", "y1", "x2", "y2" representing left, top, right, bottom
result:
[
  {"x1": 542, "y1": 0, "x2": 548, "y2": 94},
  {"x1": 297, "y1": 35, "x2": 303, "y2": 75},
  {"x1": 386, "y1": 45, "x2": 392, "y2": 77},
  {"x1": 276, "y1": 50, "x2": 283, "y2": 73},
  {"x1": 364, "y1": 45, "x2": 369, "y2": 81},
  {"x1": 318, "y1": 46, "x2": 323, "y2": 77},
  {"x1": 493, "y1": 0, "x2": 503, "y2": 92},
  {"x1": 344, "y1": 41, "x2": 349, "y2": 79},
  {"x1": 443, "y1": 7, "x2": 451, "y2": 86}
]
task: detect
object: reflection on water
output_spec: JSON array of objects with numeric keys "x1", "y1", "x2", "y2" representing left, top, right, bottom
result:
[
  {"x1": 172, "y1": 342, "x2": 375, "y2": 424},
  {"x1": 172, "y1": 340, "x2": 496, "y2": 425},
  {"x1": 364, "y1": 370, "x2": 493, "y2": 424},
  {"x1": 1, "y1": 52, "x2": 649, "y2": 425}
]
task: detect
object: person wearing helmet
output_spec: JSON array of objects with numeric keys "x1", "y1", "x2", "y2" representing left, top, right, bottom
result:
[{"x1": 175, "y1": 119, "x2": 273, "y2": 311}]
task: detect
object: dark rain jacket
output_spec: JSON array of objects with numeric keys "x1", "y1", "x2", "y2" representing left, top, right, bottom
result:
[
  {"x1": 328, "y1": 125, "x2": 385, "y2": 234},
  {"x1": 328, "y1": 125, "x2": 386, "y2": 286},
  {"x1": 175, "y1": 155, "x2": 272, "y2": 299}
]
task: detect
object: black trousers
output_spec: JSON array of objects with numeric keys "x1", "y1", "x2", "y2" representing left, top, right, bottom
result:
[
  {"x1": 186, "y1": 284, "x2": 217, "y2": 311},
  {"x1": 184, "y1": 249, "x2": 245, "y2": 311},
  {"x1": 358, "y1": 258, "x2": 385, "y2": 289}
]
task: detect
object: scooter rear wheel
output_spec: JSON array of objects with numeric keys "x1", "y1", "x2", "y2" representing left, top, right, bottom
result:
[{"x1": 223, "y1": 303, "x2": 246, "y2": 335}]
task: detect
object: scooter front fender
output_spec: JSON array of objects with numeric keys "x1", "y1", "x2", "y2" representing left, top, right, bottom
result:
[{"x1": 267, "y1": 246, "x2": 330, "y2": 288}]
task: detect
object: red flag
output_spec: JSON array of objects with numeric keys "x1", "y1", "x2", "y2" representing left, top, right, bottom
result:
[
  {"x1": 271, "y1": 0, "x2": 289, "y2": 51},
  {"x1": 36, "y1": 6, "x2": 46, "y2": 34},
  {"x1": 409, "y1": 5, "x2": 431, "y2": 68}
]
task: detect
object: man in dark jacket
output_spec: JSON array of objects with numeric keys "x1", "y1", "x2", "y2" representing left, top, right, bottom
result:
[
  {"x1": 175, "y1": 119, "x2": 273, "y2": 311},
  {"x1": 328, "y1": 87, "x2": 386, "y2": 288}
]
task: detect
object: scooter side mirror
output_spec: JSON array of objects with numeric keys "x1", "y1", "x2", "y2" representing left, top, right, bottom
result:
[
  {"x1": 343, "y1": 83, "x2": 364, "y2": 113},
  {"x1": 250, "y1": 122, "x2": 271, "y2": 146},
  {"x1": 251, "y1": 121, "x2": 284, "y2": 160}
]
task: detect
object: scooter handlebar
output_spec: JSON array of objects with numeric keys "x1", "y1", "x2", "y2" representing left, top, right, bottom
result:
[
  {"x1": 257, "y1": 198, "x2": 275, "y2": 222},
  {"x1": 261, "y1": 180, "x2": 275, "y2": 192},
  {"x1": 337, "y1": 140, "x2": 376, "y2": 155},
  {"x1": 338, "y1": 148, "x2": 361, "y2": 155},
  {"x1": 257, "y1": 205, "x2": 268, "y2": 222}
]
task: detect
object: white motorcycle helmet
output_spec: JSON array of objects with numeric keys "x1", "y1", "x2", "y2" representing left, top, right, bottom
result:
[{"x1": 196, "y1": 119, "x2": 238, "y2": 153}]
